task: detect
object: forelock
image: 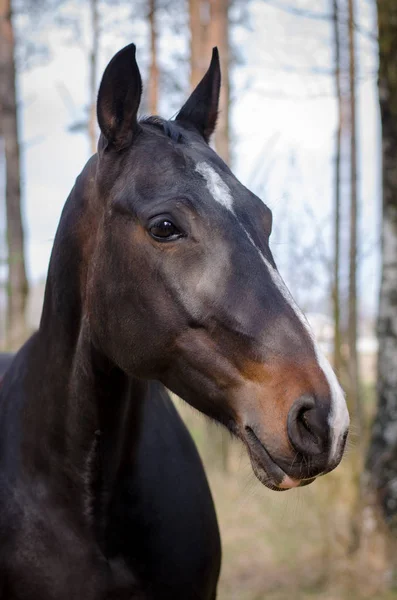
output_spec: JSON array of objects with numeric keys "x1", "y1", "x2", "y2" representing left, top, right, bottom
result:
[{"x1": 140, "y1": 116, "x2": 187, "y2": 143}]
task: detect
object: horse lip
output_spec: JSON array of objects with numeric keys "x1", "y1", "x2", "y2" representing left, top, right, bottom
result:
[{"x1": 243, "y1": 426, "x2": 301, "y2": 491}]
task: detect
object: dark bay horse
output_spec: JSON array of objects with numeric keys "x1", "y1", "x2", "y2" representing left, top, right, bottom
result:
[
  {"x1": 0, "y1": 354, "x2": 12, "y2": 377},
  {"x1": 0, "y1": 354, "x2": 220, "y2": 599},
  {"x1": 0, "y1": 45, "x2": 349, "y2": 599}
]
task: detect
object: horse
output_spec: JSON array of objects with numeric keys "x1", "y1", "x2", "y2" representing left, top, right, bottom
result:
[
  {"x1": 0, "y1": 354, "x2": 12, "y2": 379},
  {"x1": 0, "y1": 44, "x2": 349, "y2": 599},
  {"x1": 0, "y1": 352, "x2": 221, "y2": 599}
]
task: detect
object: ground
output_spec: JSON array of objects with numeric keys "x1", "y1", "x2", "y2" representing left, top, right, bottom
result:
[
  {"x1": 209, "y1": 465, "x2": 397, "y2": 599},
  {"x1": 173, "y1": 396, "x2": 397, "y2": 600}
]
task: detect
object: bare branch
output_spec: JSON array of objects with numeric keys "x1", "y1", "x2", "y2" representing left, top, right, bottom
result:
[{"x1": 261, "y1": 0, "x2": 377, "y2": 41}]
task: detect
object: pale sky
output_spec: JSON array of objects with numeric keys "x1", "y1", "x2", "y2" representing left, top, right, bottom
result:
[{"x1": 4, "y1": 0, "x2": 379, "y2": 318}]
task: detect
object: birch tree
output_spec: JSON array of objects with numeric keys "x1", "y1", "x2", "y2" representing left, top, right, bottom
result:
[
  {"x1": 357, "y1": 0, "x2": 397, "y2": 592},
  {"x1": 366, "y1": 0, "x2": 397, "y2": 538}
]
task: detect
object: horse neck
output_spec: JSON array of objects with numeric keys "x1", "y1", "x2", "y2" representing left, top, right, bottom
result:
[
  {"x1": 1, "y1": 162, "x2": 146, "y2": 527},
  {"x1": 61, "y1": 324, "x2": 146, "y2": 526}
]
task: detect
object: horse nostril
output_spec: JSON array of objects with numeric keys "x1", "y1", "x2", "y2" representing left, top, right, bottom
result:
[
  {"x1": 298, "y1": 408, "x2": 320, "y2": 445},
  {"x1": 287, "y1": 394, "x2": 329, "y2": 456}
]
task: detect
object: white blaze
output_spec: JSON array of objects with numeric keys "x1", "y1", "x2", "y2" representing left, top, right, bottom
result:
[
  {"x1": 195, "y1": 162, "x2": 234, "y2": 211},
  {"x1": 255, "y1": 251, "x2": 350, "y2": 460},
  {"x1": 195, "y1": 161, "x2": 350, "y2": 460}
]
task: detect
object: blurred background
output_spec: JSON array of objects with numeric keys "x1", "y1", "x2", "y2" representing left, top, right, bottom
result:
[{"x1": 1, "y1": 0, "x2": 396, "y2": 598}]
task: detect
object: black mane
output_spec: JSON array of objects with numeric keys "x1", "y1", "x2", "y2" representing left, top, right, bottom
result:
[{"x1": 141, "y1": 116, "x2": 187, "y2": 143}]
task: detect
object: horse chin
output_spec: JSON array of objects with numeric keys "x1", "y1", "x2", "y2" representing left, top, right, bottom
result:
[
  {"x1": 242, "y1": 427, "x2": 316, "y2": 491},
  {"x1": 248, "y1": 454, "x2": 301, "y2": 492}
]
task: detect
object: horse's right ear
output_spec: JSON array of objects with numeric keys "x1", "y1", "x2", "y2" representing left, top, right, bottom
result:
[{"x1": 97, "y1": 44, "x2": 142, "y2": 151}]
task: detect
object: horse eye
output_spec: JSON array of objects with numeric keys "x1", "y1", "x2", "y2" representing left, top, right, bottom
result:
[{"x1": 149, "y1": 220, "x2": 182, "y2": 241}]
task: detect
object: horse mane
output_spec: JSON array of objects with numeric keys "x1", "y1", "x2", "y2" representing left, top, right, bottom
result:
[{"x1": 141, "y1": 116, "x2": 186, "y2": 143}]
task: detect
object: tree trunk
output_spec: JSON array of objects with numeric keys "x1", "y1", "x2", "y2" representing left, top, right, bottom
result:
[
  {"x1": 347, "y1": 0, "x2": 362, "y2": 433},
  {"x1": 366, "y1": 0, "x2": 397, "y2": 539},
  {"x1": 88, "y1": 0, "x2": 99, "y2": 155},
  {"x1": 0, "y1": 0, "x2": 28, "y2": 350},
  {"x1": 189, "y1": 0, "x2": 210, "y2": 91},
  {"x1": 189, "y1": 0, "x2": 231, "y2": 470},
  {"x1": 355, "y1": 1, "x2": 397, "y2": 592},
  {"x1": 208, "y1": 0, "x2": 230, "y2": 165},
  {"x1": 148, "y1": 0, "x2": 159, "y2": 115},
  {"x1": 332, "y1": 0, "x2": 342, "y2": 377},
  {"x1": 188, "y1": 0, "x2": 230, "y2": 164}
]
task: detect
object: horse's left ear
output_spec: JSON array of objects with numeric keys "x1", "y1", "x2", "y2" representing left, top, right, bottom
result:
[
  {"x1": 97, "y1": 43, "x2": 142, "y2": 151},
  {"x1": 175, "y1": 48, "x2": 220, "y2": 142}
]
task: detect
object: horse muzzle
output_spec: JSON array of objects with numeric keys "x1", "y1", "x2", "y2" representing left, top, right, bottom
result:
[{"x1": 241, "y1": 393, "x2": 349, "y2": 491}]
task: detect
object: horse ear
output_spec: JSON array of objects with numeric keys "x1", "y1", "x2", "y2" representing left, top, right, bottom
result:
[
  {"x1": 175, "y1": 48, "x2": 221, "y2": 142},
  {"x1": 97, "y1": 43, "x2": 142, "y2": 150}
]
